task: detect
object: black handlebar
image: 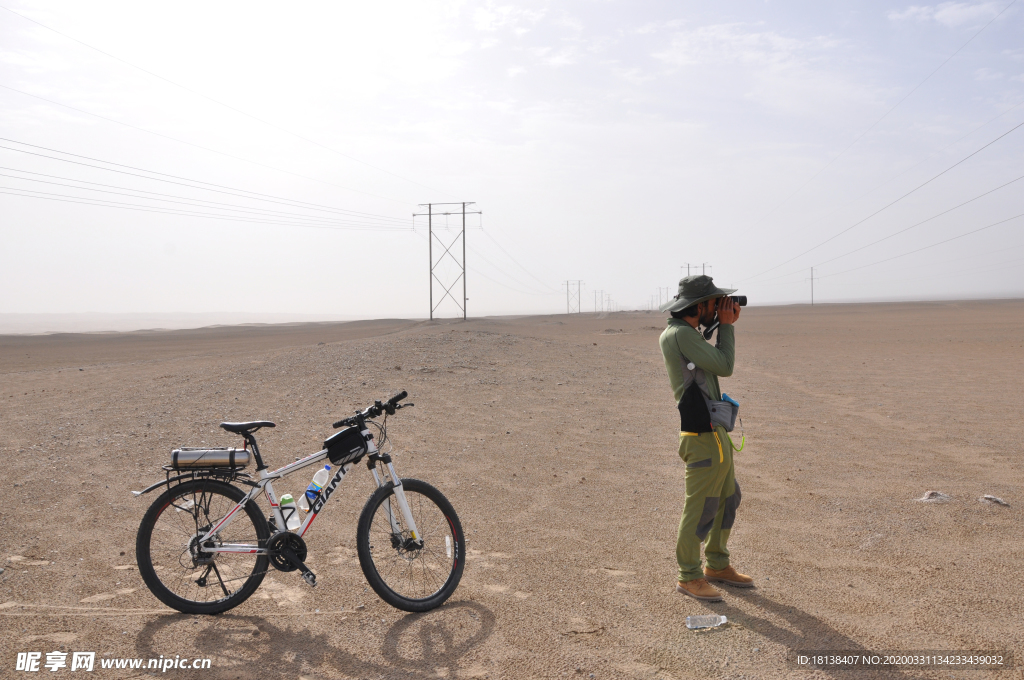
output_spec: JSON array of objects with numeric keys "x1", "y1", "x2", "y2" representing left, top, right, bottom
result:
[{"x1": 333, "y1": 391, "x2": 410, "y2": 429}]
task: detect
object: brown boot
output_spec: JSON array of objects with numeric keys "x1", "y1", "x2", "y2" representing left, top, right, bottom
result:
[
  {"x1": 704, "y1": 565, "x2": 755, "y2": 588},
  {"x1": 676, "y1": 578, "x2": 723, "y2": 601}
]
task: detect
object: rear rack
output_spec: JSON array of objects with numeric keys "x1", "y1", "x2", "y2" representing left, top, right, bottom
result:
[{"x1": 132, "y1": 467, "x2": 255, "y2": 498}]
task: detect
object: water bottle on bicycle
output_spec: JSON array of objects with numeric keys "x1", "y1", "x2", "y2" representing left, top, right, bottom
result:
[{"x1": 297, "y1": 465, "x2": 330, "y2": 512}]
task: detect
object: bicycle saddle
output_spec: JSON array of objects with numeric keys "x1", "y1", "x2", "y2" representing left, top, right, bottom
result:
[{"x1": 220, "y1": 421, "x2": 276, "y2": 434}]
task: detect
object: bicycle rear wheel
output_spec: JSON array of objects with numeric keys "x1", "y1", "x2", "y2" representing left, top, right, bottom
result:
[
  {"x1": 356, "y1": 478, "x2": 464, "y2": 612},
  {"x1": 136, "y1": 479, "x2": 269, "y2": 615}
]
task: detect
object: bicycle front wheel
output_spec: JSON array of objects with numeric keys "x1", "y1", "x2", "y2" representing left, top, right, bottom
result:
[
  {"x1": 356, "y1": 478, "x2": 465, "y2": 612},
  {"x1": 136, "y1": 479, "x2": 269, "y2": 615}
]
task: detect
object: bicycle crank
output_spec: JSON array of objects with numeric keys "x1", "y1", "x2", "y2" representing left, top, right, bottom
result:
[{"x1": 266, "y1": 531, "x2": 317, "y2": 587}]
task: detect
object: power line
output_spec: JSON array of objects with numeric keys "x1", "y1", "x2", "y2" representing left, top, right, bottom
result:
[
  {"x1": 747, "y1": 0, "x2": 1018, "y2": 229},
  {"x1": 479, "y1": 227, "x2": 559, "y2": 292},
  {"x1": 0, "y1": 82, "x2": 414, "y2": 206},
  {"x1": 743, "y1": 116, "x2": 1024, "y2": 282},
  {"x1": 753, "y1": 96, "x2": 1024, "y2": 255},
  {"x1": 467, "y1": 264, "x2": 552, "y2": 296},
  {"x1": 819, "y1": 211, "x2": 1024, "y2": 280},
  {"x1": 466, "y1": 243, "x2": 554, "y2": 296},
  {"x1": 0, "y1": 187, "x2": 409, "y2": 231},
  {"x1": 0, "y1": 168, "x2": 414, "y2": 229},
  {"x1": 0, "y1": 137, "x2": 411, "y2": 222},
  {"x1": 0, "y1": 3, "x2": 454, "y2": 199},
  {"x1": 873, "y1": 242, "x2": 1024, "y2": 283},
  {"x1": 753, "y1": 170, "x2": 1024, "y2": 285},
  {"x1": 814, "y1": 172, "x2": 1024, "y2": 267}
]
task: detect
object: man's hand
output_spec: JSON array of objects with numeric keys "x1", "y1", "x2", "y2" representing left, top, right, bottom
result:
[{"x1": 716, "y1": 296, "x2": 741, "y2": 325}]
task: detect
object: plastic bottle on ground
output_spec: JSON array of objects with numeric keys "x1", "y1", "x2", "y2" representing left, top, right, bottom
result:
[
  {"x1": 686, "y1": 614, "x2": 727, "y2": 630},
  {"x1": 279, "y1": 494, "x2": 302, "y2": 531},
  {"x1": 297, "y1": 465, "x2": 331, "y2": 512}
]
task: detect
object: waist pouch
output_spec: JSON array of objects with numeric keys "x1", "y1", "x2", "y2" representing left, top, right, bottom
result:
[
  {"x1": 706, "y1": 398, "x2": 738, "y2": 432},
  {"x1": 677, "y1": 358, "x2": 739, "y2": 433}
]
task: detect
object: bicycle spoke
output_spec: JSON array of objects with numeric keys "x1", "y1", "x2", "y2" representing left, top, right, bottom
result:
[
  {"x1": 142, "y1": 482, "x2": 265, "y2": 609},
  {"x1": 364, "y1": 485, "x2": 457, "y2": 601}
]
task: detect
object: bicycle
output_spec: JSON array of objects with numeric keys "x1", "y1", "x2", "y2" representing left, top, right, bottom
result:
[{"x1": 133, "y1": 391, "x2": 465, "y2": 615}]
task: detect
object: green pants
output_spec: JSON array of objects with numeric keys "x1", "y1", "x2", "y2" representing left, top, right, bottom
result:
[{"x1": 676, "y1": 427, "x2": 740, "y2": 582}]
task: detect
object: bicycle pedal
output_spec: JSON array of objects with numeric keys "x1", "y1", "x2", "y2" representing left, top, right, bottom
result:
[{"x1": 302, "y1": 571, "x2": 317, "y2": 588}]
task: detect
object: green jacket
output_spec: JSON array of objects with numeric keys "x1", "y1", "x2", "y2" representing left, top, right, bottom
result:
[{"x1": 659, "y1": 319, "x2": 735, "y2": 404}]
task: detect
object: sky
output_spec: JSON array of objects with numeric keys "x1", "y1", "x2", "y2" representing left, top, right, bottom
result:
[{"x1": 1, "y1": 0, "x2": 1022, "y2": 326}]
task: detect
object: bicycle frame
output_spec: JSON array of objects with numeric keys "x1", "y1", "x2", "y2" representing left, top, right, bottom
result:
[{"x1": 194, "y1": 427, "x2": 420, "y2": 556}]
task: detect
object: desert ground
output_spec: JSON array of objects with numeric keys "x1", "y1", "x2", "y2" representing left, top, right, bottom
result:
[{"x1": 1, "y1": 300, "x2": 1023, "y2": 680}]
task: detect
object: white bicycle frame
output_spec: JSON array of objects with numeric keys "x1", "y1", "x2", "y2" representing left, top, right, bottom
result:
[{"x1": 195, "y1": 428, "x2": 420, "y2": 555}]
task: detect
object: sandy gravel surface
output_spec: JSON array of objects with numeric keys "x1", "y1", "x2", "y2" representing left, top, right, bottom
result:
[{"x1": 1, "y1": 301, "x2": 1022, "y2": 679}]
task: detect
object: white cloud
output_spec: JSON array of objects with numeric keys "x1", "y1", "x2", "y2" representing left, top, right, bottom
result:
[
  {"x1": 650, "y1": 23, "x2": 875, "y2": 119},
  {"x1": 888, "y1": 5, "x2": 934, "y2": 21},
  {"x1": 529, "y1": 45, "x2": 577, "y2": 66},
  {"x1": 888, "y1": 2, "x2": 1002, "y2": 27},
  {"x1": 612, "y1": 66, "x2": 656, "y2": 85},
  {"x1": 974, "y1": 67, "x2": 1004, "y2": 80},
  {"x1": 653, "y1": 23, "x2": 834, "y2": 68},
  {"x1": 473, "y1": 4, "x2": 546, "y2": 33}
]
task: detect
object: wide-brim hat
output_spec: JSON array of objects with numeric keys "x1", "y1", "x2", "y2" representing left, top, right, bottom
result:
[{"x1": 658, "y1": 274, "x2": 736, "y2": 313}]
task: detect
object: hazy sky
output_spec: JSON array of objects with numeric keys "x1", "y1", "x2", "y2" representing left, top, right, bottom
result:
[{"x1": 2, "y1": 0, "x2": 1022, "y2": 323}]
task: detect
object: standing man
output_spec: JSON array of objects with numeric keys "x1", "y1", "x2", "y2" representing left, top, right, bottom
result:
[{"x1": 659, "y1": 275, "x2": 753, "y2": 602}]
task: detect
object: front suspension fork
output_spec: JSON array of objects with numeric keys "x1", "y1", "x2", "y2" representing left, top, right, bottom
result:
[{"x1": 371, "y1": 459, "x2": 422, "y2": 545}]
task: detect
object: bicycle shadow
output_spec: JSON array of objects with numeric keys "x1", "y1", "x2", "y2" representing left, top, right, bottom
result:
[
  {"x1": 135, "y1": 601, "x2": 495, "y2": 680},
  {"x1": 701, "y1": 589, "x2": 910, "y2": 679}
]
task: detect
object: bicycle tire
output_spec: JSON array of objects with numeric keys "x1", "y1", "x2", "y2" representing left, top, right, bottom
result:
[
  {"x1": 356, "y1": 478, "x2": 465, "y2": 612},
  {"x1": 136, "y1": 479, "x2": 270, "y2": 615}
]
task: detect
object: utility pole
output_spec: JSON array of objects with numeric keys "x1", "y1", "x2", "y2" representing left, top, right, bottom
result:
[
  {"x1": 806, "y1": 267, "x2": 817, "y2": 305},
  {"x1": 414, "y1": 202, "x2": 481, "y2": 320},
  {"x1": 563, "y1": 280, "x2": 582, "y2": 314},
  {"x1": 681, "y1": 263, "x2": 711, "y2": 277},
  {"x1": 657, "y1": 287, "x2": 672, "y2": 308}
]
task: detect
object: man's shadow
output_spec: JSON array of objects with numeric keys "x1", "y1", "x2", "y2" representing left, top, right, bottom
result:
[
  {"x1": 135, "y1": 601, "x2": 495, "y2": 680},
  {"x1": 697, "y1": 589, "x2": 910, "y2": 679}
]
